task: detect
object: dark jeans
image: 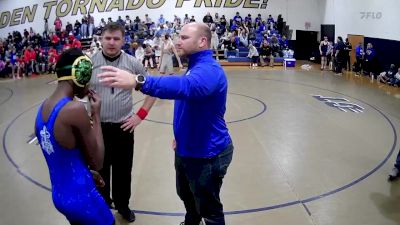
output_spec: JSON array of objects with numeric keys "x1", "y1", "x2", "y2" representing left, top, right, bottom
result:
[
  {"x1": 345, "y1": 55, "x2": 351, "y2": 70},
  {"x1": 175, "y1": 143, "x2": 234, "y2": 225},
  {"x1": 98, "y1": 122, "x2": 134, "y2": 210},
  {"x1": 354, "y1": 56, "x2": 363, "y2": 73}
]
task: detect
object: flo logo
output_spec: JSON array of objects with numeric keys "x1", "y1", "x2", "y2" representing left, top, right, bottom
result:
[
  {"x1": 360, "y1": 12, "x2": 382, "y2": 20},
  {"x1": 313, "y1": 95, "x2": 364, "y2": 113}
]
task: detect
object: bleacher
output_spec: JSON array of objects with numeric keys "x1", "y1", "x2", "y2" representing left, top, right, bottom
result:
[{"x1": 220, "y1": 47, "x2": 285, "y2": 66}]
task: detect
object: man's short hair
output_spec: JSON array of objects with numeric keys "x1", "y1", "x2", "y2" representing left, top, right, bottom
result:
[
  {"x1": 198, "y1": 23, "x2": 212, "y2": 47},
  {"x1": 102, "y1": 22, "x2": 125, "y2": 36}
]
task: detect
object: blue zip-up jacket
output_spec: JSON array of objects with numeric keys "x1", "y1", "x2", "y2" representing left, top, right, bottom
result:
[{"x1": 141, "y1": 50, "x2": 232, "y2": 158}]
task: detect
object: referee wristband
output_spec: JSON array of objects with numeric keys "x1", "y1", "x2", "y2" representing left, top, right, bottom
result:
[{"x1": 136, "y1": 108, "x2": 148, "y2": 120}]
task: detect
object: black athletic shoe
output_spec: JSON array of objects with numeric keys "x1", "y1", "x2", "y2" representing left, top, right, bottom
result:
[{"x1": 118, "y1": 207, "x2": 136, "y2": 223}]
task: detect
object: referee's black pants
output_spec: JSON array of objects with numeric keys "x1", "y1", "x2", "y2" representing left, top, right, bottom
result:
[{"x1": 98, "y1": 122, "x2": 134, "y2": 211}]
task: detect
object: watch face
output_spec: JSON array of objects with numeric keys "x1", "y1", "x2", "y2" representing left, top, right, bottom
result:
[{"x1": 137, "y1": 75, "x2": 145, "y2": 82}]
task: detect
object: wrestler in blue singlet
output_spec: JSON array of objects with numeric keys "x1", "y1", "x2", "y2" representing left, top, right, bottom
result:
[
  {"x1": 35, "y1": 97, "x2": 114, "y2": 225},
  {"x1": 321, "y1": 41, "x2": 329, "y2": 56}
]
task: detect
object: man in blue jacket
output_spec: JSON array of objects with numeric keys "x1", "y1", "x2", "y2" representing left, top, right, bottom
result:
[{"x1": 97, "y1": 22, "x2": 234, "y2": 225}]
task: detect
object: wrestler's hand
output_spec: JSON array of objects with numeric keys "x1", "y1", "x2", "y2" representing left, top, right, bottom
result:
[
  {"x1": 88, "y1": 89, "x2": 101, "y2": 117},
  {"x1": 98, "y1": 66, "x2": 136, "y2": 90},
  {"x1": 90, "y1": 170, "x2": 105, "y2": 187},
  {"x1": 121, "y1": 115, "x2": 142, "y2": 133}
]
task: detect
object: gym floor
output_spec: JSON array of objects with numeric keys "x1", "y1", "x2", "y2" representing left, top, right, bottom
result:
[{"x1": 1, "y1": 63, "x2": 400, "y2": 225}]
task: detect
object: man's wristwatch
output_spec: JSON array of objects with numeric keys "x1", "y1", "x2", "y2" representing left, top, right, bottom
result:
[{"x1": 135, "y1": 74, "x2": 146, "y2": 91}]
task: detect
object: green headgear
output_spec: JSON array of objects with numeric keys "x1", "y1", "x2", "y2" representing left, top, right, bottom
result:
[{"x1": 56, "y1": 48, "x2": 93, "y2": 88}]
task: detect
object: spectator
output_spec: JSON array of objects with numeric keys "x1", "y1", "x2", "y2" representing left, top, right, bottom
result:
[
  {"x1": 334, "y1": 36, "x2": 346, "y2": 75},
  {"x1": 344, "y1": 38, "x2": 352, "y2": 71},
  {"x1": 210, "y1": 28, "x2": 220, "y2": 60},
  {"x1": 214, "y1": 13, "x2": 220, "y2": 23},
  {"x1": 364, "y1": 43, "x2": 376, "y2": 77},
  {"x1": 245, "y1": 14, "x2": 252, "y2": 24},
  {"x1": 135, "y1": 44, "x2": 145, "y2": 65},
  {"x1": 233, "y1": 12, "x2": 243, "y2": 25},
  {"x1": 377, "y1": 64, "x2": 396, "y2": 84},
  {"x1": 44, "y1": 19, "x2": 49, "y2": 37},
  {"x1": 144, "y1": 14, "x2": 152, "y2": 29},
  {"x1": 54, "y1": 17, "x2": 62, "y2": 34},
  {"x1": 259, "y1": 40, "x2": 274, "y2": 67},
  {"x1": 247, "y1": 43, "x2": 259, "y2": 68},
  {"x1": 388, "y1": 68, "x2": 400, "y2": 86},
  {"x1": 203, "y1": 12, "x2": 213, "y2": 23},
  {"x1": 88, "y1": 13, "x2": 95, "y2": 37},
  {"x1": 158, "y1": 14, "x2": 165, "y2": 25},
  {"x1": 319, "y1": 36, "x2": 329, "y2": 70},
  {"x1": 144, "y1": 44, "x2": 155, "y2": 69}
]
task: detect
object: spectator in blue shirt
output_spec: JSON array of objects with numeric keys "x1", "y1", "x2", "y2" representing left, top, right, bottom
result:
[
  {"x1": 233, "y1": 12, "x2": 243, "y2": 25},
  {"x1": 364, "y1": 43, "x2": 376, "y2": 77},
  {"x1": 158, "y1": 14, "x2": 165, "y2": 25},
  {"x1": 98, "y1": 22, "x2": 234, "y2": 225},
  {"x1": 245, "y1": 14, "x2": 252, "y2": 24},
  {"x1": 255, "y1": 14, "x2": 262, "y2": 25}
]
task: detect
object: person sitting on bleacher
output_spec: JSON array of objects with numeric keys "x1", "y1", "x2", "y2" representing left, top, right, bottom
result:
[
  {"x1": 99, "y1": 18, "x2": 106, "y2": 31},
  {"x1": 133, "y1": 16, "x2": 141, "y2": 31},
  {"x1": 203, "y1": 12, "x2": 213, "y2": 23},
  {"x1": 183, "y1": 14, "x2": 190, "y2": 24},
  {"x1": 72, "y1": 38, "x2": 81, "y2": 49},
  {"x1": 259, "y1": 40, "x2": 273, "y2": 67},
  {"x1": 220, "y1": 15, "x2": 227, "y2": 27},
  {"x1": 230, "y1": 21, "x2": 238, "y2": 32},
  {"x1": 35, "y1": 52, "x2": 47, "y2": 74},
  {"x1": 125, "y1": 16, "x2": 132, "y2": 31},
  {"x1": 255, "y1": 14, "x2": 262, "y2": 26},
  {"x1": 280, "y1": 35, "x2": 289, "y2": 49},
  {"x1": 238, "y1": 26, "x2": 249, "y2": 47},
  {"x1": 174, "y1": 15, "x2": 182, "y2": 26},
  {"x1": 257, "y1": 21, "x2": 267, "y2": 34},
  {"x1": 223, "y1": 32, "x2": 239, "y2": 58},
  {"x1": 388, "y1": 68, "x2": 400, "y2": 87},
  {"x1": 233, "y1": 12, "x2": 243, "y2": 25},
  {"x1": 377, "y1": 64, "x2": 396, "y2": 84},
  {"x1": 282, "y1": 46, "x2": 294, "y2": 59},
  {"x1": 158, "y1": 14, "x2": 166, "y2": 26},
  {"x1": 48, "y1": 52, "x2": 57, "y2": 73},
  {"x1": 155, "y1": 24, "x2": 167, "y2": 37},
  {"x1": 214, "y1": 13, "x2": 220, "y2": 23},
  {"x1": 267, "y1": 15, "x2": 275, "y2": 30},
  {"x1": 245, "y1": 14, "x2": 252, "y2": 25}
]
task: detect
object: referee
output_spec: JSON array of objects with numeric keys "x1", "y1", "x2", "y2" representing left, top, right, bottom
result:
[{"x1": 90, "y1": 22, "x2": 156, "y2": 223}]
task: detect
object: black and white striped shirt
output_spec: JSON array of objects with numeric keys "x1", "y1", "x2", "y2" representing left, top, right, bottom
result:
[{"x1": 90, "y1": 51, "x2": 146, "y2": 123}]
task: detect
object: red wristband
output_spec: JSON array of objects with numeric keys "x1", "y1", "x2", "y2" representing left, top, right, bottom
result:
[{"x1": 136, "y1": 107, "x2": 148, "y2": 120}]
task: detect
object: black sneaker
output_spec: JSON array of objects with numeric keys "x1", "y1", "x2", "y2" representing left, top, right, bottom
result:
[
  {"x1": 118, "y1": 207, "x2": 136, "y2": 222},
  {"x1": 388, "y1": 167, "x2": 400, "y2": 181}
]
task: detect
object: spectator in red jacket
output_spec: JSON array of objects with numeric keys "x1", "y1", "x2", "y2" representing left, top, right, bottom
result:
[
  {"x1": 72, "y1": 38, "x2": 82, "y2": 49},
  {"x1": 23, "y1": 46, "x2": 36, "y2": 76}
]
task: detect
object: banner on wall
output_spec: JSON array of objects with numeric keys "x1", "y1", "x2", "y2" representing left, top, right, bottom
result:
[{"x1": 0, "y1": 0, "x2": 269, "y2": 29}]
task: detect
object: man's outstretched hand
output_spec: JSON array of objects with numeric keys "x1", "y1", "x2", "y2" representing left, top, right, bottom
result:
[{"x1": 98, "y1": 66, "x2": 137, "y2": 90}]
